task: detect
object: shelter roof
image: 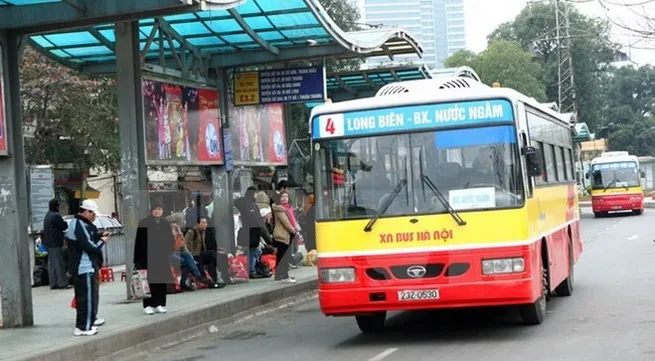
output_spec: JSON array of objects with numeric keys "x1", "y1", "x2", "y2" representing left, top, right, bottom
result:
[
  {"x1": 327, "y1": 65, "x2": 431, "y2": 99},
  {"x1": 10, "y1": 0, "x2": 423, "y2": 72}
]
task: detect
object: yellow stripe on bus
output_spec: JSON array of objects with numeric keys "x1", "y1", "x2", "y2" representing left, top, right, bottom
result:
[
  {"x1": 316, "y1": 184, "x2": 578, "y2": 255},
  {"x1": 590, "y1": 186, "x2": 642, "y2": 196}
]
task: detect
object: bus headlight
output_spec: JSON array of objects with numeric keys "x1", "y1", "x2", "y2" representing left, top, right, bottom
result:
[
  {"x1": 319, "y1": 268, "x2": 356, "y2": 283},
  {"x1": 481, "y1": 258, "x2": 525, "y2": 275}
]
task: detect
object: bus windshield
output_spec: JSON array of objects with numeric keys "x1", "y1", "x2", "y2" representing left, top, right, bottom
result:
[
  {"x1": 591, "y1": 161, "x2": 640, "y2": 190},
  {"x1": 314, "y1": 125, "x2": 524, "y2": 221}
]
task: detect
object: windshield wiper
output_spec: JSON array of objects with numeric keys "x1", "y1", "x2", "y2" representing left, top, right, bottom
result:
[
  {"x1": 363, "y1": 178, "x2": 408, "y2": 232},
  {"x1": 420, "y1": 175, "x2": 467, "y2": 226},
  {"x1": 602, "y1": 179, "x2": 616, "y2": 192}
]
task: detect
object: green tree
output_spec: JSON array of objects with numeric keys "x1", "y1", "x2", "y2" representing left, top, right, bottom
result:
[
  {"x1": 445, "y1": 41, "x2": 548, "y2": 101},
  {"x1": 21, "y1": 47, "x2": 120, "y2": 173},
  {"x1": 488, "y1": 2, "x2": 616, "y2": 130},
  {"x1": 443, "y1": 49, "x2": 477, "y2": 68},
  {"x1": 603, "y1": 65, "x2": 655, "y2": 154}
]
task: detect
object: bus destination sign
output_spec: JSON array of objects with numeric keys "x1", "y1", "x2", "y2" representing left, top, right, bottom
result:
[{"x1": 312, "y1": 99, "x2": 514, "y2": 139}]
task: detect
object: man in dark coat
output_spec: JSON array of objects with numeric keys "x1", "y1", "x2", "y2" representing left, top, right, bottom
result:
[
  {"x1": 234, "y1": 186, "x2": 273, "y2": 278},
  {"x1": 43, "y1": 198, "x2": 70, "y2": 289},
  {"x1": 133, "y1": 202, "x2": 176, "y2": 316}
]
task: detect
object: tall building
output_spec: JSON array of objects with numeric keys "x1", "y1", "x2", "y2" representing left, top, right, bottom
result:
[{"x1": 352, "y1": 0, "x2": 466, "y2": 69}]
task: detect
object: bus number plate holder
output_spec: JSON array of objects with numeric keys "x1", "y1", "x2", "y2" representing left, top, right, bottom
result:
[{"x1": 398, "y1": 290, "x2": 439, "y2": 301}]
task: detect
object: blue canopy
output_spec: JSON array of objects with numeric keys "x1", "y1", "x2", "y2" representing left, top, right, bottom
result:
[{"x1": 3, "y1": 0, "x2": 424, "y2": 72}]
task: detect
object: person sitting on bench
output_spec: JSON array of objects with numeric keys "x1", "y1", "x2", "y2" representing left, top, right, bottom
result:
[
  {"x1": 170, "y1": 223, "x2": 212, "y2": 290},
  {"x1": 184, "y1": 217, "x2": 225, "y2": 289}
]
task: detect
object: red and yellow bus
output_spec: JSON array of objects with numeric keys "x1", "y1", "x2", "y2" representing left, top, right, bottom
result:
[
  {"x1": 586, "y1": 151, "x2": 644, "y2": 217},
  {"x1": 309, "y1": 77, "x2": 582, "y2": 332}
]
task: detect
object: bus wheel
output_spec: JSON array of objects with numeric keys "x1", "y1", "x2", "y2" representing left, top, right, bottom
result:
[
  {"x1": 355, "y1": 312, "x2": 386, "y2": 333},
  {"x1": 593, "y1": 212, "x2": 606, "y2": 218},
  {"x1": 519, "y1": 257, "x2": 548, "y2": 325},
  {"x1": 555, "y1": 239, "x2": 574, "y2": 297},
  {"x1": 633, "y1": 209, "x2": 643, "y2": 215}
]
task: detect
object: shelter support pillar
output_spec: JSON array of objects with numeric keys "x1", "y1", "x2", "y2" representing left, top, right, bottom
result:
[
  {"x1": 0, "y1": 31, "x2": 33, "y2": 327},
  {"x1": 211, "y1": 167, "x2": 234, "y2": 277},
  {"x1": 115, "y1": 21, "x2": 148, "y2": 299},
  {"x1": 212, "y1": 69, "x2": 235, "y2": 281}
]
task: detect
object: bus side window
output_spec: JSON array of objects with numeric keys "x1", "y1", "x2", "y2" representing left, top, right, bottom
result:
[{"x1": 521, "y1": 133, "x2": 534, "y2": 198}]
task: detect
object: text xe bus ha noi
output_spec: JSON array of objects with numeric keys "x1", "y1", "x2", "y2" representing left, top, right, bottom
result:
[{"x1": 309, "y1": 78, "x2": 582, "y2": 333}]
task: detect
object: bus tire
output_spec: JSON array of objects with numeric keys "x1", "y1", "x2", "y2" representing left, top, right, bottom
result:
[
  {"x1": 593, "y1": 212, "x2": 606, "y2": 218},
  {"x1": 555, "y1": 237, "x2": 574, "y2": 297},
  {"x1": 519, "y1": 254, "x2": 548, "y2": 325},
  {"x1": 633, "y1": 209, "x2": 643, "y2": 215},
  {"x1": 355, "y1": 312, "x2": 386, "y2": 333}
]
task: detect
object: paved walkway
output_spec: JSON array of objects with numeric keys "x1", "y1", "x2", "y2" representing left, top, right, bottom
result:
[{"x1": 1, "y1": 267, "x2": 317, "y2": 361}]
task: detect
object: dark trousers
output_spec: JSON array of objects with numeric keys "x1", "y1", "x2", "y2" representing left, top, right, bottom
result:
[
  {"x1": 195, "y1": 251, "x2": 217, "y2": 282},
  {"x1": 73, "y1": 272, "x2": 98, "y2": 331},
  {"x1": 143, "y1": 283, "x2": 167, "y2": 308},
  {"x1": 48, "y1": 247, "x2": 69, "y2": 288},
  {"x1": 93, "y1": 272, "x2": 99, "y2": 319},
  {"x1": 273, "y1": 240, "x2": 290, "y2": 280}
]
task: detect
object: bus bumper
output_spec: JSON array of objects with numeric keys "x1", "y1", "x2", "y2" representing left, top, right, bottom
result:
[
  {"x1": 592, "y1": 194, "x2": 643, "y2": 212},
  {"x1": 318, "y1": 245, "x2": 541, "y2": 317},
  {"x1": 319, "y1": 279, "x2": 536, "y2": 316}
]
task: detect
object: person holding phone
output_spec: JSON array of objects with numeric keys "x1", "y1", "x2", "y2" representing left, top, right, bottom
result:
[{"x1": 65, "y1": 200, "x2": 108, "y2": 336}]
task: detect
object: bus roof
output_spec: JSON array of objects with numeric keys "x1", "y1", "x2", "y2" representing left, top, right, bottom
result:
[
  {"x1": 591, "y1": 154, "x2": 639, "y2": 165},
  {"x1": 309, "y1": 78, "x2": 572, "y2": 133}
]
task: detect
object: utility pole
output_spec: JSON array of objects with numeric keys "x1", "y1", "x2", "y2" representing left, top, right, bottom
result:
[{"x1": 554, "y1": 0, "x2": 577, "y2": 118}]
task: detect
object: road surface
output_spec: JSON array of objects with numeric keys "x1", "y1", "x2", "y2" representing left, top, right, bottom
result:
[{"x1": 147, "y1": 208, "x2": 655, "y2": 361}]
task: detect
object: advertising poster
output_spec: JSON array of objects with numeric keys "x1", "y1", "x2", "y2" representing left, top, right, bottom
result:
[
  {"x1": 142, "y1": 77, "x2": 223, "y2": 165},
  {"x1": 266, "y1": 104, "x2": 287, "y2": 164},
  {"x1": 228, "y1": 99, "x2": 287, "y2": 166},
  {"x1": 197, "y1": 89, "x2": 223, "y2": 163}
]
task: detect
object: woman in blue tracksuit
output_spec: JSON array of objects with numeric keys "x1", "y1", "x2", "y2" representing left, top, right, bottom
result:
[{"x1": 66, "y1": 200, "x2": 110, "y2": 336}]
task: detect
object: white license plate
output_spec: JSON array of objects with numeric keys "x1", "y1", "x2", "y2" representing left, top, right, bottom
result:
[
  {"x1": 398, "y1": 289, "x2": 439, "y2": 301},
  {"x1": 611, "y1": 206, "x2": 622, "y2": 210}
]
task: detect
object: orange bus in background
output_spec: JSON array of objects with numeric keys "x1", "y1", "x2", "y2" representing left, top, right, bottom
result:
[{"x1": 309, "y1": 77, "x2": 582, "y2": 333}]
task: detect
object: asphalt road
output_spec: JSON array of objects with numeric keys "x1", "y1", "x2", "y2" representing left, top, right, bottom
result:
[{"x1": 147, "y1": 208, "x2": 655, "y2": 361}]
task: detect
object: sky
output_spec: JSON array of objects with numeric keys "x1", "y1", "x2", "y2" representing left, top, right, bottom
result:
[{"x1": 464, "y1": 0, "x2": 655, "y2": 65}]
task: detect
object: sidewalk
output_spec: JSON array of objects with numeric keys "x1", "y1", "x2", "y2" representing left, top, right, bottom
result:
[{"x1": 1, "y1": 267, "x2": 317, "y2": 361}]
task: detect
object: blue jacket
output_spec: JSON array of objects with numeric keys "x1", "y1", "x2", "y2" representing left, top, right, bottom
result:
[{"x1": 65, "y1": 215, "x2": 105, "y2": 275}]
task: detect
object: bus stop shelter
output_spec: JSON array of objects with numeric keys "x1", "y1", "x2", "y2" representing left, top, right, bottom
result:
[
  {"x1": 326, "y1": 65, "x2": 432, "y2": 102},
  {"x1": 0, "y1": 0, "x2": 423, "y2": 328}
]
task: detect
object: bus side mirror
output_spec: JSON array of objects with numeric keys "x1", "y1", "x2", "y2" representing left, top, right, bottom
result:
[
  {"x1": 585, "y1": 172, "x2": 590, "y2": 180},
  {"x1": 523, "y1": 146, "x2": 542, "y2": 177}
]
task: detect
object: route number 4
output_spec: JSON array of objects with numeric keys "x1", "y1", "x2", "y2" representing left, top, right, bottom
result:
[
  {"x1": 319, "y1": 114, "x2": 344, "y2": 137},
  {"x1": 325, "y1": 118, "x2": 336, "y2": 135}
]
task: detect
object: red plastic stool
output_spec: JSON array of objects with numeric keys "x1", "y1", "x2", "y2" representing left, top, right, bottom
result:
[
  {"x1": 121, "y1": 271, "x2": 126, "y2": 282},
  {"x1": 100, "y1": 267, "x2": 114, "y2": 282}
]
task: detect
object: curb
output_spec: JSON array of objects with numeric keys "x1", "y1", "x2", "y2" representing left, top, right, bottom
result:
[{"x1": 9, "y1": 278, "x2": 318, "y2": 361}]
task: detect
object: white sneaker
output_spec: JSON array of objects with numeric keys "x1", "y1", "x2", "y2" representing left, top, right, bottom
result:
[
  {"x1": 73, "y1": 328, "x2": 98, "y2": 336},
  {"x1": 155, "y1": 306, "x2": 168, "y2": 314},
  {"x1": 144, "y1": 306, "x2": 155, "y2": 315},
  {"x1": 93, "y1": 318, "x2": 105, "y2": 326},
  {"x1": 280, "y1": 278, "x2": 296, "y2": 284}
]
